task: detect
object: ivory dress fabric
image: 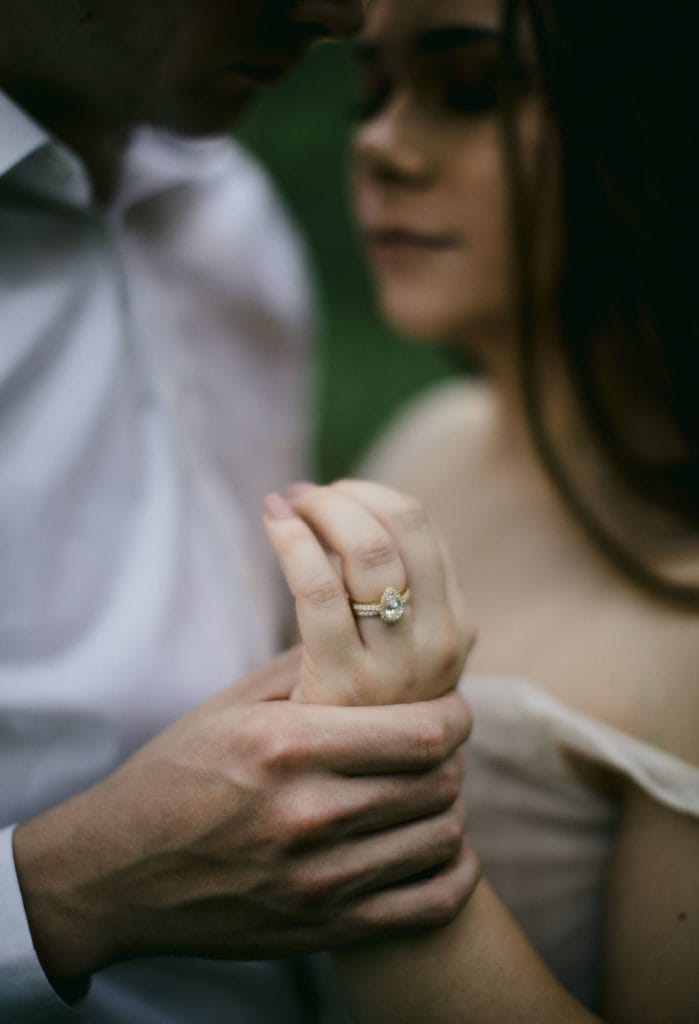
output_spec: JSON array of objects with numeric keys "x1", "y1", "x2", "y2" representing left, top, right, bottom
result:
[
  {"x1": 360, "y1": 381, "x2": 699, "y2": 1016},
  {"x1": 461, "y1": 675, "x2": 699, "y2": 1011}
]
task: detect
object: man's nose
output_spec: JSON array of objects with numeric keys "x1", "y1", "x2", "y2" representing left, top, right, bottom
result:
[{"x1": 292, "y1": 0, "x2": 365, "y2": 40}]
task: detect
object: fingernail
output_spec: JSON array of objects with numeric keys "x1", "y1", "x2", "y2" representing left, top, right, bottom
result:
[
  {"x1": 264, "y1": 493, "x2": 297, "y2": 520},
  {"x1": 285, "y1": 481, "x2": 317, "y2": 500}
]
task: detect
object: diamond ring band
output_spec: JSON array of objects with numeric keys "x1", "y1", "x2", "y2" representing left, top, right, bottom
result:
[{"x1": 350, "y1": 586, "x2": 411, "y2": 625}]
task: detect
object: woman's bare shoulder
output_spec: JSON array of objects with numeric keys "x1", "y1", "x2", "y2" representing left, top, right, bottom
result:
[
  {"x1": 359, "y1": 377, "x2": 493, "y2": 492},
  {"x1": 637, "y1": 606, "x2": 699, "y2": 767}
]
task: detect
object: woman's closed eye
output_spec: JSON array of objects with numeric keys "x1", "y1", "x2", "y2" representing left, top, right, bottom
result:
[
  {"x1": 350, "y1": 42, "x2": 536, "y2": 123},
  {"x1": 349, "y1": 67, "x2": 502, "y2": 124},
  {"x1": 422, "y1": 48, "x2": 535, "y2": 118},
  {"x1": 439, "y1": 59, "x2": 503, "y2": 116}
]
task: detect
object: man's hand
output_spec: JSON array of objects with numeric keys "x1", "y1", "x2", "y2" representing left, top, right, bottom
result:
[{"x1": 13, "y1": 650, "x2": 477, "y2": 988}]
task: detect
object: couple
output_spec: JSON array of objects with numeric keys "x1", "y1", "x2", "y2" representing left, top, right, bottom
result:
[{"x1": 1, "y1": 1, "x2": 697, "y2": 1022}]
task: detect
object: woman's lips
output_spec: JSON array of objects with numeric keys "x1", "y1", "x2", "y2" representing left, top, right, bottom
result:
[{"x1": 363, "y1": 227, "x2": 461, "y2": 257}]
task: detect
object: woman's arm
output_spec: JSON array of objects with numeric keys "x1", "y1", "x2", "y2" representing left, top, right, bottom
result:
[
  {"x1": 602, "y1": 783, "x2": 699, "y2": 1023},
  {"x1": 335, "y1": 784, "x2": 699, "y2": 1024},
  {"x1": 265, "y1": 480, "x2": 699, "y2": 1024},
  {"x1": 337, "y1": 878, "x2": 600, "y2": 1024}
]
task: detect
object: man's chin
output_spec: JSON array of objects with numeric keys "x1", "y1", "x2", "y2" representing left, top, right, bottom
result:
[{"x1": 155, "y1": 90, "x2": 260, "y2": 137}]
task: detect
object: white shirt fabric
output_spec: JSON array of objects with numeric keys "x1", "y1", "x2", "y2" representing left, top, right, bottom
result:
[{"x1": 0, "y1": 89, "x2": 346, "y2": 1022}]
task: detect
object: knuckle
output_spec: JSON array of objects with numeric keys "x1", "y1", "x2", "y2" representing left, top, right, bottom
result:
[
  {"x1": 453, "y1": 794, "x2": 468, "y2": 820},
  {"x1": 425, "y1": 882, "x2": 462, "y2": 927},
  {"x1": 291, "y1": 799, "x2": 336, "y2": 847},
  {"x1": 415, "y1": 624, "x2": 465, "y2": 692},
  {"x1": 303, "y1": 575, "x2": 345, "y2": 608},
  {"x1": 290, "y1": 861, "x2": 339, "y2": 912},
  {"x1": 391, "y1": 495, "x2": 428, "y2": 532},
  {"x1": 277, "y1": 787, "x2": 351, "y2": 850},
  {"x1": 412, "y1": 719, "x2": 448, "y2": 764},
  {"x1": 287, "y1": 865, "x2": 323, "y2": 913},
  {"x1": 259, "y1": 723, "x2": 310, "y2": 773},
  {"x1": 463, "y1": 615, "x2": 478, "y2": 655},
  {"x1": 436, "y1": 759, "x2": 462, "y2": 804},
  {"x1": 435, "y1": 626, "x2": 464, "y2": 679},
  {"x1": 436, "y1": 813, "x2": 465, "y2": 860},
  {"x1": 351, "y1": 535, "x2": 395, "y2": 572},
  {"x1": 457, "y1": 610, "x2": 478, "y2": 662},
  {"x1": 445, "y1": 691, "x2": 474, "y2": 744}
]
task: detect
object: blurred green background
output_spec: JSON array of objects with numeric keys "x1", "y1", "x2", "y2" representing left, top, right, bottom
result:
[{"x1": 237, "y1": 42, "x2": 456, "y2": 482}]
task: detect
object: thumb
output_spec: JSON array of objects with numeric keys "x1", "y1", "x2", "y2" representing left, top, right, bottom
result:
[{"x1": 209, "y1": 647, "x2": 303, "y2": 709}]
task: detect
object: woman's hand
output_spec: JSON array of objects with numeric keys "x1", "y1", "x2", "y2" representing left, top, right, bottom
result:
[{"x1": 264, "y1": 479, "x2": 476, "y2": 706}]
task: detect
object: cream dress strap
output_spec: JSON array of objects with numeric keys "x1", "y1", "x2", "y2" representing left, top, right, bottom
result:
[{"x1": 464, "y1": 675, "x2": 699, "y2": 817}]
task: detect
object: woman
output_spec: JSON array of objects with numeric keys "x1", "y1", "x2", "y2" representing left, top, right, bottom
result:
[{"x1": 264, "y1": 0, "x2": 699, "y2": 1020}]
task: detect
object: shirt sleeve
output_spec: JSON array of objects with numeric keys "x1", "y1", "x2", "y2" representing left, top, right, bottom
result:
[{"x1": 0, "y1": 825, "x2": 78, "y2": 1020}]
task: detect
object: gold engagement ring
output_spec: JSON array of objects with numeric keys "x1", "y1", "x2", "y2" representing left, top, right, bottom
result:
[{"x1": 350, "y1": 586, "x2": 411, "y2": 625}]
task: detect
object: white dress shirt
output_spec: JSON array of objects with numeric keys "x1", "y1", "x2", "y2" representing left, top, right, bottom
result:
[{"x1": 0, "y1": 89, "x2": 345, "y2": 1022}]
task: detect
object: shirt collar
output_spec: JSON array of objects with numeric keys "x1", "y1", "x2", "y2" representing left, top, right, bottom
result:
[
  {"x1": 0, "y1": 89, "x2": 50, "y2": 178},
  {"x1": 0, "y1": 88, "x2": 236, "y2": 213},
  {"x1": 113, "y1": 129, "x2": 233, "y2": 214}
]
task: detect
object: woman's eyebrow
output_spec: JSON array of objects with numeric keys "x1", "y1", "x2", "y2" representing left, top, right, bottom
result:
[
  {"x1": 415, "y1": 25, "x2": 503, "y2": 55},
  {"x1": 353, "y1": 25, "x2": 502, "y2": 66}
]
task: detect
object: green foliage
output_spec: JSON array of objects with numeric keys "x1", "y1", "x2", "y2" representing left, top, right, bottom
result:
[{"x1": 237, "y1": 43, "x2": 453, "y2": 481}]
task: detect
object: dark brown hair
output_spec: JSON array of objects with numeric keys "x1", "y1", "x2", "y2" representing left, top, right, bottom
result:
[{"x1": 502, "y1": 0, "x2": 699, "y2": 605}]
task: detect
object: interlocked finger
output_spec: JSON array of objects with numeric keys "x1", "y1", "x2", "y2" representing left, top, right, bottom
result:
[
  {"x1": 263, "y1": 495, "x2": 360, "y2": 694},
  {"x1": 330, "y1": 480, "x2": 473, "y2": 685},
  {"x1": 287, "y1": 485, "x2": 410, "y2": 640}
]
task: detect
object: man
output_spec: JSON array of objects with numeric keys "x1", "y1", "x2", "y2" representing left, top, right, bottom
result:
[{"x1": 0, "y1": 2, "x2": 475, "y2": 1021}]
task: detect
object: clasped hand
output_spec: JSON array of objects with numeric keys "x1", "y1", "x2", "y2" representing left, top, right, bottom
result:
[{"x1": 14, "y1": 482, "x2": 478, "y2": 987}]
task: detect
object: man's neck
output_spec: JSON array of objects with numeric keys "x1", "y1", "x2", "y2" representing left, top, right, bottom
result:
[
  {"x1": 2, "y1": 80, "x2": 130, "y2": 204},
  {"x1": 50, "y1": 120, "x2": 131, "y2": 205}
]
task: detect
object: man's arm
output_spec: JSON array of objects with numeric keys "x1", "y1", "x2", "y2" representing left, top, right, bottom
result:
[{"x1": 10, "y1": 650, "x2": 474, "y2": 1000}]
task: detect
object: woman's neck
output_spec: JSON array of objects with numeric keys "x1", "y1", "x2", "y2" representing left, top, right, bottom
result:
[{"x1": 459, "y1": 323, "x2": 699, "y2": 570}]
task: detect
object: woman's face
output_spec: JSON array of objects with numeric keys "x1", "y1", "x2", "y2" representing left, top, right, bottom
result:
[{"x1": 352, "y1": 0, "x2": 547, "y2": 346}]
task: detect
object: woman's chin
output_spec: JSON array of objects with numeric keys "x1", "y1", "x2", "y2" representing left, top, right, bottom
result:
[
  {"x1": 379, "y1": 292, "x2": 466, "y2": 346},
  {"x1": 377, "y1": 284, "x2": 510, "y2": 356}
]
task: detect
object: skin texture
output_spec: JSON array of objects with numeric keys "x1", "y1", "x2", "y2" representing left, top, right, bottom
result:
[
  {"x1": 0, "y1": 0, "x2": 365, "y2": 197},
  {"x1": 0, "y1": 0, "x2": 364, "y2": 134},
  {"x1": 5, "y1": 0, "x2": 483, "y2": 993},
  {"x1": 264, "y1": 481, "x2": 473, "y2": 705},
  {"x1": 352, "y1": 0, "x2": 550, "y2": 349},
  {"x1": 15, "y1": 650, "x2": 478, "y2": 980},
  {"x1": 262, "y1": 0, "x2": 699, "y2": 1021}
]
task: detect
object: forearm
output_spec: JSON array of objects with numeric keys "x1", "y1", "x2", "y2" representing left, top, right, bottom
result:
[{"x1": 334, "y1": 878, "x2": 602, "y2": 1024}]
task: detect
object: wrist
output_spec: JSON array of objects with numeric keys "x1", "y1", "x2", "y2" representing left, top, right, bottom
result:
[{"x1": 13, "y1": 788, "x2": 118, "y2": 986}]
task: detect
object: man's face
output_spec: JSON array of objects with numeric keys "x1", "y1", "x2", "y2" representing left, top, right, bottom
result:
[{"x1": 0, "y1": 0, "x2": 364, "y2": 133}]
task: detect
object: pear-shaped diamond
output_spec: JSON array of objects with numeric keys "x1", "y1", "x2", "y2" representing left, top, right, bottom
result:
[{"x1": 379, "y1": 587, "x2": 406, "y2": 623}]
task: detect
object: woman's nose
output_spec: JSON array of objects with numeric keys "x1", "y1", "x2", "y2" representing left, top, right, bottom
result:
[
  {"x1": 292, "y1": 0, "x2": 365, "y2": 40},
  {"x1": 354, "y1": 96, "x2": 434, "y2": 186}
]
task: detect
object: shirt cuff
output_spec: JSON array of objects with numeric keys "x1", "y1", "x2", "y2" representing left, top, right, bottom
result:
[{"x1": 0, "y1": 824, "x2": 78, "y2": 1020}]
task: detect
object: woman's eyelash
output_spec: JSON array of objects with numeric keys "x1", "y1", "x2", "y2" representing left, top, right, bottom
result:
[
  {"x1": 347, "y1": 80, "x2": 499, "y2": 123},
  {"x1": 348, "y1": 59, "x2": 533, "y2": 124},
  {"x1": 443, "y1": 81, "x2": 501, "y2": 115}
]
